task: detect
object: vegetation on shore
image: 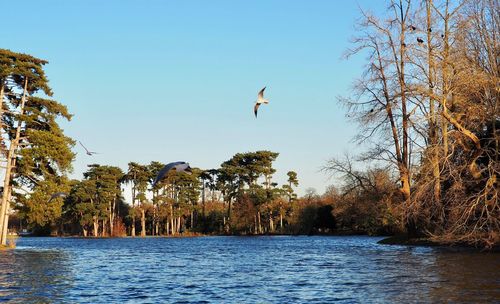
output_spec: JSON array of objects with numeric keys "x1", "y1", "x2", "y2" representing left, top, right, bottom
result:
[
  {"x1": 8, "y1": 151, "x2": 397, "y2": 238},
  {"x1": 327, "y1": 0, "x2": 499, "y2": 248},
  {"x1": 0, "y1": 0, "x2": 498, "y2": 249}
]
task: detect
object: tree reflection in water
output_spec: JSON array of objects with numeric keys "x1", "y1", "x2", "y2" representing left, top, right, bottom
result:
[
  {"x1": 367, "y1": 247, "x2": 500, "y2": 303},
  {"x1": 0, "y1": 249, "x2": 73, "y2": 303},
  {"x1": 428, "y1": 249, "x2": 500, "y2": 303}
]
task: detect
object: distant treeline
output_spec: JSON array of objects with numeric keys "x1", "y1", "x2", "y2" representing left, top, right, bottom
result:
[
  {"x1": 0, "y1": 48, "x2": 394, "y2": 241},
  {"x1": 11, "y1": 151, "x2": 402, "y2": 238}
]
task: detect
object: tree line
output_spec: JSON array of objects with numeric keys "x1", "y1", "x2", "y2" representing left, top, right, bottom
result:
[
  {"x1": 13, "y1": 150, "x2": 405, "y2": 238},
  {"x1": 12, "y1": 151, "x2": 316, "y2": 237},
  {"x1": 0, "y1": 48, "x2": 379, "y2": 241}
]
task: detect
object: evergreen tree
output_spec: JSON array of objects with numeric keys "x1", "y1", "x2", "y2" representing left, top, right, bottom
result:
[
  {"x1": 124, "y1": 162, "x2": 150, "y2": 236},
  {"x1": 0, "y1": 49, "x2": 74, "y2": 244}
]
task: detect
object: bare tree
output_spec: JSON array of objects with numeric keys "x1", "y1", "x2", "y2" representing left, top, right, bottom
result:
[
  {"x1": 337, "y1": 0, "x2": 499, "y2": 247},
  {"x1": 340, "y1": 0, "x2": 418, "y2": 234}
]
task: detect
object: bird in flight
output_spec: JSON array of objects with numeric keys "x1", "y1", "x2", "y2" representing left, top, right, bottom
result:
[
  {"x1": 79, "y1": 141, "x2": 99, "y2": 156},
  {"x1": 152, "y1": 161, "x2": 192, "y2": 187},
  {"x1": 48, "y1": 192, "x2": 68, "y2": 202},
  {"x1": 254, "y1": 87, "x2": 269, "y2": 118}
]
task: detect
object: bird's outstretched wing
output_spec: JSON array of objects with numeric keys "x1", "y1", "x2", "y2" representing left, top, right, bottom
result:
[
  {"x1": 79, "y1": 141, "x2": 90, "y2": 153},
  {"x1": 80, "y1": 141, "x2": 99, "y2": 155},
  {"x1": 48, "y1": 192, "x2": 68, "y2": 202},
  {"x1": 152, "y1": 162, "x2": 191, "y2": 187},
  {"x1": 254, "y1": 103, "x2": 260, "y2": 117},
  {"x1": 258, "y1": 87, "x2": 266, "y2": 100}
]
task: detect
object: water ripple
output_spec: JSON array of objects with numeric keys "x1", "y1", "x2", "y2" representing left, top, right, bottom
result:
[{"x1": 0, "y1": 236, "x2": 499, "y2": 303}]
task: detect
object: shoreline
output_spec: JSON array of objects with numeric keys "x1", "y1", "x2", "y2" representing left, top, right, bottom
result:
[
  {"x1": 9, "y1": 233, "x2": 499, "y2": 252},
  {"x1": 378, "y1": 235, "x2": 500, "y2": 252}
]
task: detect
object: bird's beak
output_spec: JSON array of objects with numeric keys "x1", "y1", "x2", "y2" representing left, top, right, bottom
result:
[{"x1": 185, "y1": 166, "x2": 193, "y2": 174}]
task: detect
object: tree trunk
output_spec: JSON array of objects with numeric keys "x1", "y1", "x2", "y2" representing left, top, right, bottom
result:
[
  {"x1": 280, "y1": 212, "x2": 283, "y2": 230},
  {"x1": 254, "y1": 215, "x2": 257, "y2": 234},
  {"x1": 202, "y1": 182, "x2": 206, "y2": 217},
  {"x1": 386, "y1": 4, "x2": 413, "y2": 235},
  {"x1": 441, "y1": 8, "x2": 451, "y2": 159},
  {"x1": 425, "y1": 0, "x2": 442, "y2": 208},
  {"x1": 109, "y1": 198, "x2": 115, "y2": 236},
  {"x1": 0, "y1": 183, "x2": 13, "y2": 242},
  {"x1": 227, "y1": 200, "x2": 232, "y2": 220},
  {"x1": 377, "y1": 44, "x2": 410, "y2": 210},
  {"x1": 153, "y1": 189, "x2": 158, "y2": 236},
  {"x1": 131, "y1": 217, "x2": 136, "y2": 237},
  {"x1": 2, "y1": 213, "x2": 8, "y2": 240},
  {"x1": 83, "y1": 228, "x2": 88, "y2": 237},
  {"x1": 0, "y1": 78, "x2": 28, "y2": 245},
  {"x1": 398, "y1": 4, "x2": 411, "y2": 209},
  {"x1": 101, "y1": 219, "x2": 106, "y2": 237},
  {"x1": 257, "y1": 211, "x2": 262, "y2": 234},
  {"x1": 93, "y1": 216, "x2": 99, "y2": 237},
  {"x1": 430, "y1": 90, "x2": 483, "y2": 177},
  {"x1": 141, "y1": 208, "x2": 146, "y2": 237},
  {"x1": 0, "y1": 80, "x2": 5, "y2": 149},
  {"x1": 191, "y1": 210, "x2": 194, "y2": 230},
  {"x1": 175, "y1": 217, "x2": 179, "y2": 234},
  {"x1": 269, "y1": 212, "x2": 274, "y2": 233},
  {"x1": 434, "y1": 9, "x2": 483, "y2": 177},
  {"x1": 152, "y1": 204, "x2": 157, "y2": 236},
  {"x1": 131, "y1": 184, "x2": 136, "y2": 236},
  {"x1": 170, "y1": 205, "x2": 175, "y2": 235}
]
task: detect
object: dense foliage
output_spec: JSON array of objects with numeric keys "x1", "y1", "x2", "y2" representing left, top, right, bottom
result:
[
  {"x1": 8, "y1": 148, "x2": 404, "y2": 238},
  {"x1": 0, "y1": 49, "x2": 74, "y2": 244},
  {"x1": 330, "y1": 0, "x2": 499, "y2": 247}
]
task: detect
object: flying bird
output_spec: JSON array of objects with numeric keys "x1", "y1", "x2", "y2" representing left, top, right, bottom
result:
[
  {"x1": 254, "y1": 87, "x2": 269, "y2": 118},
  {"x1": 417, "y1": 37, "x2": 424, "y2": 44},
  {"x1": 48, "y1": 192, "x2": 68, "y2": 202},
  {"x1": 79, "y1": 141, "x2": 99, "y2": 156},
  {"x1": 152, "y1": 161, "x2": 192, "y2": 187}
]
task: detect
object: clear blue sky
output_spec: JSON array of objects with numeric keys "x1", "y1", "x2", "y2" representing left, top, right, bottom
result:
[{"x1": 5, "y1": 0, "x2": 381, "y2": 196}]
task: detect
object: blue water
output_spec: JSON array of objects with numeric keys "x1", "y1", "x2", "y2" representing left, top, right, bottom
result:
[{"x1": 0, "y1": 236, "x2": 499, "y2": 303}]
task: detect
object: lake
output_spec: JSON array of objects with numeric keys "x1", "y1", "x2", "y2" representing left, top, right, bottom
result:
[{"x1": 0, "y1": 236, "x2": 498, "y2": 303}]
